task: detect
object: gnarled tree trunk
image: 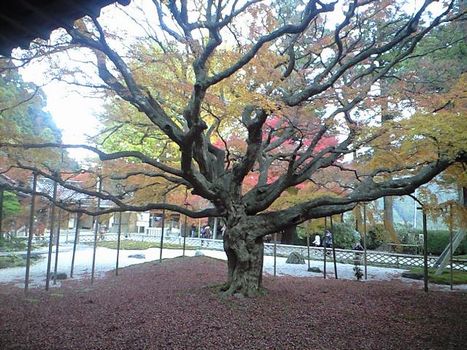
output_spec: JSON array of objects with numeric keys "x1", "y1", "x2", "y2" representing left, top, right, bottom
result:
[{"x1": 221, "y1": 217, "x2": 265, "y2": 297}]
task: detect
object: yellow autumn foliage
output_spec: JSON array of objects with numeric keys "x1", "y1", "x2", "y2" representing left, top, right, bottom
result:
[{"x1": 360, "y1": 74, "x2": 466, "y2": 175}]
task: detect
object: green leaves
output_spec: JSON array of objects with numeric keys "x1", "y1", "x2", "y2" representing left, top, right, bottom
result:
[{"x1": 1, "y1": 191, "x2": 21, "y2": 218}]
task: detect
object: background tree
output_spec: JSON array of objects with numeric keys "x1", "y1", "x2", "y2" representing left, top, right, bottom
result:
[
  {"x1": 1, "y1": 0, "x2": 466, "y2": 296},
  {"x1": 0, "y1": 58, "x2": 83, "y2": 237},
  {"x1": 0, "y1": 57, "x2": 80, "y2": 173}
]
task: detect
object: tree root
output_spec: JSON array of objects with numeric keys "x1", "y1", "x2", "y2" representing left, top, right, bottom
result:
[{"x1": 219, "y1": 282, "x2": 267, "y2": 298}]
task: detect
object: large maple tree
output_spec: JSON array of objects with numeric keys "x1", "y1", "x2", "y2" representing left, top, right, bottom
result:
[{"x1": 1, "y1": 0, "x2": 466, "y2": 296}]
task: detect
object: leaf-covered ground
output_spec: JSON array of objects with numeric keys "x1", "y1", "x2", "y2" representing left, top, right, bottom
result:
[{"x1": 0, "y1": 256, "x2": 465, "y2": 350}]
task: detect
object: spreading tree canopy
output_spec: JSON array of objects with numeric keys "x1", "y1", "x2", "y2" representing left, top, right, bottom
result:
[{"x1": 1, "y1": 0, "x2": 466, "y2": 296}]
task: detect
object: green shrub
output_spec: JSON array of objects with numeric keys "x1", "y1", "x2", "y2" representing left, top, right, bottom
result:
[
  {"x1": 0, "y1": 254, "x2": 43, "y2": 269},
  {"x1": 331, "y1": 222, "x2": 360, "y2": 249},
  {"x1": 0, "y1": 255, "x2": 25, "y2": 268},
  {"x1": 367, "y1": 224, "x2": 389, "y2": 250},
  {"x1": 0, "y1": 237, "x2": 27, "y2": 252},
  {"x1": 395, "y1": 224, "x2": 419, "y2": 245},
  {"x1": 425, "y1": 230, "x2": 466, "y2": 255},
  {"x1": 388, "y1": 224, "x2": 421, "y2": 253},
  {"x1": 392, "y1": 229, "x2": 466, "y2": 256}
]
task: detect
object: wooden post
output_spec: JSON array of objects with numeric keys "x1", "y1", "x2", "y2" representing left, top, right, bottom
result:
[
  {"x1": 91, "y1": 177, "x2": 102, "y2": 284},
  {"x1": 307, "y1": 234, "x2": 310, "y2": 271},
  {"x1": 24, "y1": 172, "x2": 37, "y2": 293},
  {"x1": 53, "y1": 206, "x2": 62, "y2": 285},
  {"x1": 116, "y1": 211, "x2": 123, "y2": 275},
  {"x1": 45, "y1": 180, "x2": 58, "y2": 290},
  {"x1": 70, "y1": 204, "x2": 81, "y2": 278},
  {"x1": 363, "y1": 203, "x2": 368, "y2": 280}
]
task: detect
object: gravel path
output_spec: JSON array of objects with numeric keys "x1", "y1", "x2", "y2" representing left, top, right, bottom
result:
[{"x1": 2, "y1": 243, "x2": 465, "y2": 292}]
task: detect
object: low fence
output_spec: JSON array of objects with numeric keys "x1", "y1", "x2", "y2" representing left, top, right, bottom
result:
[
  {"x1": 38, "y1": 231, "x2": 467, "y2": 271},
  {"x1": 264, "y1": 244, "x2": 464, "y2": 270}
]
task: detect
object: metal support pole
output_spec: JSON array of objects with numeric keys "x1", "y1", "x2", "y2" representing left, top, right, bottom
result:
[
  {"x1": 182, "y1": 211, "x2": 187, "y2": 257},
  {"x1": 70, "y1": 208, "x2": 81, "y2": 278},
  {"x1": 363, "y1": 203, "x2": 368, "y2": 280},
  {"x1": 273, "y1": 232, "x2": 277, "y2": 277},
  {"x1": 307, "y1": 234, "x2": 310, "y2": 271},
  {"x1": 331, "y1": 232, "x2": 337, "y2": 279},
  {"x1": 323, "y1": 235, "x2": 327, "y2": 279},
  {"x1": 330, "y1": 216, "x2": 337, "y2": 279},
  {"x1": 0, "y1": 187, "x2": 4, "y2": 237},
  {"x1": 116, "y1": 211, "x2": 123, "y2": 275},
  {"x1": 45, "y1": 180, "x2": 58, "y2": 290},
  {"x1": 324, "y1": 217, "x2": 327, "y2": 279},
  {"x1": 259, "y1": 236, "x2": 264, "y2": 288},
  {"x1": 53, "y1": 206, "x2": 62, "y2": 285},
  {"x1": 159, "y1": 196, "x2": 166, "y2": 262},
  {"x1": 24, "y1": 172, "x2": 37, "y2": 293},
  {"x1": 449, "y1": 203, "x2": 453, "y2": 291},
  {"x1": 65, "y1": 212, "x2": 70, "y2": 243},
  {"x1": 91, "y1": 178, "x2": 102, "y2": 284},
  {"x1": 213, "y1": 217, "x2": 218, "y2": 240},
  {"x1": 198, "y1": 218, "x2": 202, "y2": 249},
  {"x1": 422, "y1": 208, "x2": 428, "y2": 293}
]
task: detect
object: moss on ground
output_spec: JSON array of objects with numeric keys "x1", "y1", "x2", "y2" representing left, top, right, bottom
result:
[
  {"x1": 0, "y1": 237, "x2": 27, "y2": 252},
  {"x1": 405, "y1": 267, "x2": 467, "y2": 285},
  {"x1": 95, "y1": 240, "x2": 195, "y2": 250},
  {"x1": 0, "y1": 254, "x2": 43, "y2": 269}
]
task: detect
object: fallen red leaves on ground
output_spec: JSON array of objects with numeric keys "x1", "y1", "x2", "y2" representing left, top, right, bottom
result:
[{"x1": 0, "y1": 256, "x2": 465, "y2": 350}]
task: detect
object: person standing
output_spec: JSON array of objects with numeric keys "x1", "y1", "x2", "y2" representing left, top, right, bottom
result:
[
  {"x1": 312, "y1": 233, "x2": 321, "y2": 247},
  {"x1": 190, "y1": 224, "x2": 197, "y2": 237},
  {"x1": 324, "y1": 230, "x2": 333, "y2": 248},
  {"x1": 204, "y1": 226, "x2": 211, "y2": 239}
]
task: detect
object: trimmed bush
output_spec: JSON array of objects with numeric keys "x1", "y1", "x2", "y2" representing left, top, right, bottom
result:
[
  {"x1": 331, "y1": 223, "x2": 361, "y2": 249},
  {"x1": 392, "y1": 227, "x2": 466, "y2": 256},
  {"x1": 425, "y1": 230, "x2": 466, "y2": 256}
]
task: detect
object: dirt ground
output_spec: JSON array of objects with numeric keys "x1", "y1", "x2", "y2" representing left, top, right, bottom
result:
[{"x1": 0, "y1": 256, "x2": 466, "y2": 350}]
